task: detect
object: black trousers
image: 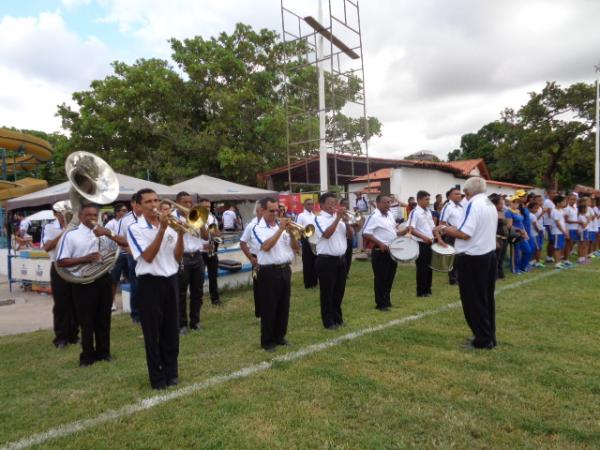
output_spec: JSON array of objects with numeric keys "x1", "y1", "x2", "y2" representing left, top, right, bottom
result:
[
  {"x1": 371, "y1": 249, "x2": 397, "y2": 309},
  {"x1": 71, "y1": 273, "x2": 112, "y2": 364},
  {"x1": 257, "y1": 265, "x2": 291, "y2": 348},
  {"x1": 178, "y1": 252, "x2": 205, "y2": 328},
  {"x1": 138, "y1": 274, "x2": 180, "y2": 389},
  {"x1": 344, "y1": 238, "x2": 353, "y2": 276},
  {"x1": 202, "y1": 252, "x2": 220, "y2": 302},
  {"x1": 496, "y1": 239, "x2": 508, "y2": 279},
  {"x1": 50, "y1": 263, "x2": 78, "y2": 345},
  {"x1": 315, "y1": 255, "x2": 347, "y2": 327},
  {"x1": 443, "y1": 236, "x2": 458, "y2": 284},
  {"x1": 456, "y1": 252, "x2": 497, "y2": 348},
  {"x1": 251, "y1": 254, "x2": 260, "y2": 318},
  {"x1": 300, "y1": 238, "x2": 318, "y2": 288},
  {"x1": 416, "y1": 242, "x2": 433, "y2": 296}
]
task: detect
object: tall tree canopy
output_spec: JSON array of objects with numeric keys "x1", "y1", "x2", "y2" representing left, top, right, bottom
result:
[
  {"x1": 57, "y1": 23, "x2": 381, "y2": 186},
  {"x1": 448, "y1": 81, "x2": 596, "y2": 189}
]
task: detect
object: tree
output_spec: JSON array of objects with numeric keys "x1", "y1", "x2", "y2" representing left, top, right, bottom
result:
[
  {"x1": 58, "y1": 23, "x2": 381, "y2": 186},
  {"x1": 448, "y1": 81, "x2": 596, "y2": 189}
]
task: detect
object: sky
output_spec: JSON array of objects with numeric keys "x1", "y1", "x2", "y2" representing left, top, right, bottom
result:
[{"x1": 1, "y1": 0, "x2": 599, "y2": 161}]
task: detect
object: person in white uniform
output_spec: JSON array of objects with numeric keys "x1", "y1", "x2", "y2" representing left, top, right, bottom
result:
[
  {"x1": 252, "y1": 197, "x2": 300, "y2": 351},
  {"x1": 240, "y1": 201, "x2": 263, "y2": 318},
  {"x1": 435, "y1": 177, "x2": 498, "y2": 349},
  {"x1": 117, "y1": 194, "x2": 142, "y2": 322},
  {"x1": 56, "y1": 203, "x2": 119, "y2": 366},
  {"x1": 199, "y1": 198, "x2": 222, "y2": 305},
  {"x1": 42, "y1": 206, "x2": 78, "y2": 348},
  {"x1": 314, "y1": 193, "x2": 353, "y2": 329},
  {"x1": 127, "y1": 188, "x2": 184, "y2": 390},
  {"x1": 295, "y1": 198, "x2": 318, "y2": 288},
  {"x1": 439, "y1": 187, "x2": 464, "y2": 285}
]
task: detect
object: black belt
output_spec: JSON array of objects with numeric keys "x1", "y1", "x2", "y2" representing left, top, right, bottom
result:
[
  {"x1": 259, "y1": 263, "x2": 291, "y2": 269},
  {"x1": 317, "y1": 254, "x2": 345, "y2": 260},
  {"x1": 183, "y1": 251, "x2": 201, "y2": 257}
]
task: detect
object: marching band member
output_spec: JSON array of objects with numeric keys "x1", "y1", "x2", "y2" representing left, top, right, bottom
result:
[
  {"x1": 117, "y1": 194, "x2": 142, "y2": 323},
  {"x1": 295, "y1": 198, "x2": 318, "y2": 288},
  {"x1": 106, "y1": 203, "x2": 129, "y2": 311},
  {"x1": 198, "y1": 198, "x2": 221, "y2": 305},
  {"x1": 56, "y1": 203, "x2": 119, "y2": 366},
  {"x1": 127, "y1": 188, "x2": 184, "y2": 390},
  {"x1": 407, "y1": 190, "x2": 440, "y2": 297},
  {"x1": 42, "y1": 206, "x2": 78, "y2": 348},
  {"x1": 435, "y1": 177, "x2": 497, "y2": 349},
  {"x1": 339, "y1": 198, "x2": 355, "y2": 276},
  {"x1": 240, "y1": 201, "x2": 263, "y2": 318},
  {"x1": 252, "y1": 197, "x2": 299, "y2": 351},
  {"x1": 174, "y1": 191, "x2": 208, "y2": 335},
  {"x1": 362, "y1": 194, "x2": 407, "y2": 311},
  {"x1": 314, "y1": 193, "x2": 353, "y2": 330},
  {"x1": 439, "y1": 187, "x2": 463, "y2": 284}
]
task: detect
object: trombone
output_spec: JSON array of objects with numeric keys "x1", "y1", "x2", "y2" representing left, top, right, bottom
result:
[
  {"x1": 156, "y1": 199, "x2": 210, "y2": 237},
  {"x1": 286, "y1": 221, "x2": 316, "y2": 240}
]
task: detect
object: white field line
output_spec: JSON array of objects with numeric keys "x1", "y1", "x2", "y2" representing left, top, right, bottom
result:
[{"x1": 0, "y1": 269, "x2": 566, "y2": 450}]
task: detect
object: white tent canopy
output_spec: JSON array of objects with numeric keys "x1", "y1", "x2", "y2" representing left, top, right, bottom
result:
[
  {"x1": 23, "y1": 210, "x2": 54, "y2": 221},
  {"x1": 171, "y1": 175, "x2": 276, "y2": 201},
  {"x1": 7, "y1": 173, "x2": 179, "y2": 210}
]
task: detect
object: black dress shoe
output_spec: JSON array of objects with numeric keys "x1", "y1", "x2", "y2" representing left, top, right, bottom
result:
[
  {"x1": 325, "y1": 324, "x2": 340, "y2": 330},
  {"x1": 262, "y1": 345, "x2": 277, "y2": 352},
  {"x1": 167, "y1": 377, "x2": 179, "y2": 387},
  {"x1": 211, "y1": 299, "x2": 222, "y2": 306},
  {"x1": 54, "y1": 341, "x2": 68, "y2": 349},
  {"x1": 97, "y1": 355, "x2": 112, "y2": 362},
  {"x1": 153, "y1": 384, "x2": 167, "y2": 390},
  {"x1": 463, "y1": 341, "x2": 494, "y2": 350},
  {"x1": 277, "y1": 339, "x2": 290, "y2": 346},
  {"x1": 79, "y1": 359, "x2": 95, "y2": 367}
]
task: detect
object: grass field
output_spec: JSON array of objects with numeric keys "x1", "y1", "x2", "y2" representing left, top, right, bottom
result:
[{"x1": 1, "y1": 257, "x2": 600, "y2": 449}]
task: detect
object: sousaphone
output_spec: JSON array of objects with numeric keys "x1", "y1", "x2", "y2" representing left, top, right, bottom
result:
[{"x1": 55, "y1": 151, "x2": 120, "y2": 284}]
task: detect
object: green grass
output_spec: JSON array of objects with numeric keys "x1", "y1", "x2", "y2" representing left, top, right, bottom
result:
[{"x1": 1, "y1": 258, "x2": 600, "y2": 449}]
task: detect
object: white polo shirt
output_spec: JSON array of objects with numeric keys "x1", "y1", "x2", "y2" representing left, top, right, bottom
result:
[
  {"x1": 240, "y1": 216, "x2": 260, "y2": 255},
  {"x1": 362, "y1": 208, "x2": 397, "y2": 246},
  {"x1": 439, "y1": 201, "x2": 463, "y2": 227},
  {"x1": 252, "y1": 218, "x2": 295, "y2": 265},
  {"x1": 296, "y1": 210, "x2": 316, "y2": 228},
  {"x1": 200, "y1": 213, "x2": 217, "y2": 252},
  {"x1": 564, "y1": 205, "x2": 578, "y2": 231},
  {"x1": 173, "y1": 211, "x2": 203, "y2": 253},
  {"x1": 127, "y1": 215, "x2": 180, "y2": 277},
  {"x1": 41, "y1": 219, "x2": 63, "y2": 261},
  {"x1": 56, "y1": 223, "x2": 99, "y2": 277},
  {"x1": 117, "y1": 211, "x2": 137, "y2": 237},
  {"x1": 550, "y1": 208, "x2": 566, "y2": 235},
  {"x1": 407, "y1": 206, "x2": 434, "y2": 243},
  {"x1": 454, "y1": 193, "x2": 497, "y2": 256},
  {"x1": 542, "y1": 198, "x2": 555, "y2": 226},
  {"x1": 105, "y1": 218, "x2": 119, "y2": 234},
  {"x1": 222, "y1": 210, "x2": 237, "y2": 229},
  {"x1": 314, "y1": 211, "x2": 347, "y2": 256}
]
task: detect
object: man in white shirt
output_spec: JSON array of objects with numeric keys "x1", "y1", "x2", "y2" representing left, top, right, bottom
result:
[
  {"x1": 56, "y1": 203, "x2": 120, "y2": 366},
  {"x1": 117, "y1": 194, "x2": 142, "y2": 323},
  {"x1": 253, "y1": 197, "x2": 300, "y2": 351},
  {"x1": 542, "y1": 190, "x2": 557, "y2": 262},
  {"x1": 435, "y1": 177, "x2": 497, "y2": 350},
  {"x1": 106, "y1": 203, "x2": 129, "y2": 311},
  {"x1": 174, "y1": 192, "x2": 209, "y2": 334},
  {"x1": 314, "y1": 193, "x2": 353, "y2": 329},
  {"x1": 362, "y1": 194, "x2": 407, "y2": 311},
  {"x1": 439, "y1": 187, "x2": 463, "y2": 285},
  {"x1": 42, "y1": 206, "x2": 78, "y2": 348},
  {"x1": 127, "y1": 188, "x2": 184, "y2": 390},
  {"x1": 408, "y1": 190, "x2": 440, "y2": 297},
  {"x1": 295, "y1": 198, "x2": 318, "y2": 289},
  {"x1": 240, "y1": 201, "x2": 263, "y2": 318},
  {"x1": 199, "y1": 198, "x2": 221, "y2": 305},
  {"x1": 222, "y1": 205, "x2": 239, "y2": 231}
]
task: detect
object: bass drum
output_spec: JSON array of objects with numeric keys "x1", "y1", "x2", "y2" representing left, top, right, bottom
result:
[{"x1": 389, "y1": 236, "x2": 419, "y2": 263}]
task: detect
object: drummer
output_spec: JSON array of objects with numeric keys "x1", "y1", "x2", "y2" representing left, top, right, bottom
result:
[
  {"x1": 362, "y1": 194, "x2": 408, "y2": 311},
  {"x1": 407, "y1": 190, "x2": 444, "y2": 298},
  {"x1": 439, "y1": 187, "x2": 463, "y2": 285}
]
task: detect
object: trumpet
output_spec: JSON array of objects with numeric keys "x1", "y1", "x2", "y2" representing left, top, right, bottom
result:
[
  {"x1": 286, "y1": 221, "x2": 316, "y2": 240},
  {"x1": 343, "y1": 210, "x2": 363, "y2": 225},
  {"x1": 155, "y1": 199, "x2": 210, "y2": 237}
]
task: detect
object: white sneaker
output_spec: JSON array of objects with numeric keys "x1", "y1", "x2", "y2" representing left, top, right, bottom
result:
[{"x1": 546, "y1": 257, "x2": 555, "y2": 263}]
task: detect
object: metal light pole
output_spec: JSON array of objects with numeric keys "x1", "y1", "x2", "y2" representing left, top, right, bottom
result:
[
  {"x1": 595, "y1": 65, "x2": 600, "y2": 189},
  {"x1": 317, "y1": 0, "x2": 328, "y2": 193}
]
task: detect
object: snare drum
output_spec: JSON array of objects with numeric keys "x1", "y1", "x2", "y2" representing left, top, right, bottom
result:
[
  {"x1": 389, "y1": 237, "x2": 419, "y2": 263},
  {"x1": 429, "y1": 243, "x2": 456, "y2": 272}
]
